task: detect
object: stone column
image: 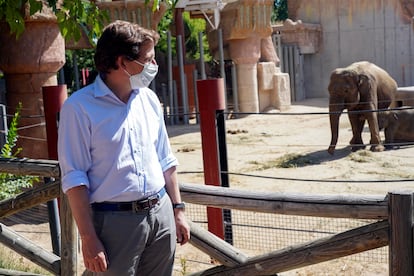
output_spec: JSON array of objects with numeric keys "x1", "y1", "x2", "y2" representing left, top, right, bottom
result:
[
  {"x1": 229, "y1": 36, "x2": 262, "y2": 113},
  {"x1": 207, "y1": 0, "x2": 290, "y2": 114},
  {"x1": 0, "y1": 19, "x2": 65, "y2": 159}
]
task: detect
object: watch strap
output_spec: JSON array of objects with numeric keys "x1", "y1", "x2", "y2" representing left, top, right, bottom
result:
[{"x1": 173, "y1": 202, "x2": 186, "y2": 209}]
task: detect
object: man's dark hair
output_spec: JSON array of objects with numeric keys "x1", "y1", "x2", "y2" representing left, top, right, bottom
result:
[{"x1": 94, "y1": 20, "x2": 160, "y2": 74}]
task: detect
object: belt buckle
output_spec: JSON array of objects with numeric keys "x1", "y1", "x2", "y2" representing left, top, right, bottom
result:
[
  {"x1": 132, "y1": 201, "x2": 140, "y2": 212},
  {"x1": 133, "y1": 194, "x2": 159, "y2": 212}
]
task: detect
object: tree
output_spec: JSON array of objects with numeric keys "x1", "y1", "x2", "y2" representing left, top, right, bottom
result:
[
  {"x1": 0, "y1": 0, "x2": 177, "y2": 44},
  {"x1": 272, "y1": 0, "x2": 288, "y2": 22},
  {"x1": 0, "y1": 0, "x2": 107, "y2": 43},
  {"x1": 156, "y1": 9, "x2": 211, "y2": 61}
]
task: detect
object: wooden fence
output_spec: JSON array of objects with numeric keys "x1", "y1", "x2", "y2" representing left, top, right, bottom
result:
[{"x1": 0, "y1": 158, "x2": 412, "y2": 275}]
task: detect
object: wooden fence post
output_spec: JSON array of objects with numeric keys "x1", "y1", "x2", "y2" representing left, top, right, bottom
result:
[
  {"x1": 60, "y1": 192, "x2": 78, "y2": 275},
  {"x1": 388, "y1": 191, "x2": 414, "y2": 276}
]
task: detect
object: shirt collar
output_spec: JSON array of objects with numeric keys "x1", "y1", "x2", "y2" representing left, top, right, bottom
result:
[
  {"x1": 93, "y1": 74, "x2": 140, "y2": 98},
  {"x1": 93, "y1": 74, "x2": 112, "y2": 97}
]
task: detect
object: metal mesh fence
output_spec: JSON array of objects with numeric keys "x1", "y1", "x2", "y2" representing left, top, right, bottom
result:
[{"x1": 184, "y1": 203, "x2": 388, "y2": 265}]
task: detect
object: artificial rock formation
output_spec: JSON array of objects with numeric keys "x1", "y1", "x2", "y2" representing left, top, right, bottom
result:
[
  {"x1": 273, "y1": 19, "x2": 322, "y2": 54},
  {"x1": 208, "y1": 0, "x2": 290, "y2": 113}
]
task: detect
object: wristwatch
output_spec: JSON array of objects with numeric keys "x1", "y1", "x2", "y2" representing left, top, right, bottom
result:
[{"x1": 173, "y1": 202, "x2": 186, "y2": 210}]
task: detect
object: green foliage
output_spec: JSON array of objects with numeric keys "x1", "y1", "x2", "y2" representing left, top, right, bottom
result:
[
  {"x1": 146, "y1": 0, "x2": 177, "y2": 12},
  {"x1": 0, "y1": 103, "x2": 38, "y2": 201},
  {"x1": 182, "y1": 12, "x2": 210, "y2": 61},
  {"x1": 0, "y1": 0, "x2": 26, "y2": 36},
  {"x1": 63, "y1": 49, "x2": 95, "y2": 92},
  {"x1": 156, "y1": 10, "x2": 211, "y2": 62},
  {"x1": 0, "y1": 0, "x2": 108, "y2": 44},
  {"x1": 156, "y1": 9, "x2": 175, "y2": 55},
  {"x1": 272, "y1": 0, "x2": 288, "y2": 22},
  {"x1": 1, "y1": 103, "x2": 22, "y2": 158},
  {"x1": 0, "y1": 0, "x2": 177, "y2": 41},
  {"x1": 55, "y1": 0, "x2": 108, "y2": 44}
]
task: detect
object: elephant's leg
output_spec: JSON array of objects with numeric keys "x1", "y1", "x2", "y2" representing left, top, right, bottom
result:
[
  {"x1": 348, "y1": 112, "x2": 365, "y2": 151},
  {"x1": 384, "y1": 127, "x2": 392, "y2": 149},
  {"x1": 366, "y1": 111, "x2": 385, "y2": 152},
  {"x1": 384, "y1": 125, "x2": 398, "y2": 149}
]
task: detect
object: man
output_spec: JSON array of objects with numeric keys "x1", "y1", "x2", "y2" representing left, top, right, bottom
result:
[{"x1": 58, "y1": 20, "x2": 190, "y2": 275}]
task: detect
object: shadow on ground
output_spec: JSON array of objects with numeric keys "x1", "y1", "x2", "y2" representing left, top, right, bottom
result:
[
  {"x1": 303, "y1": 146, "x2": 352, "y2": 165},
  {"x1": 0, "y1": 204, "x2": 49, "y2": 226},
  {"x1": 167, "y1": 123, "x2": 200, "y2": 138}
]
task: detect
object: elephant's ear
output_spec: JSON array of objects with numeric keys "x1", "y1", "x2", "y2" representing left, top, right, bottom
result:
[
  {"x1": 357, "y1": 74, "x2": 372, "y2": 95},
  {"x1": 357, "y1": 74, "x2": 369, "y2": 86}
]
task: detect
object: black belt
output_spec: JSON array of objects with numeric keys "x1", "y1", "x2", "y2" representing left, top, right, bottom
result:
[{"x1": 91, "y1": 187, "x2": 166, "y2": 212}]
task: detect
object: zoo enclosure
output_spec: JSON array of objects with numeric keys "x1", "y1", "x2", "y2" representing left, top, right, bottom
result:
[
  {"x1": 0, "y1": 159, "x2": 412, "y2": 275},
  {"x1": 0, "y1": 86, "x2": 413, "y2": 274}
]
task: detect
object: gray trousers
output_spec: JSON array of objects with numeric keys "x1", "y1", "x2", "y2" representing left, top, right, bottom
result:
[{"x1": 91, "y1": 195, "x2": 176, "y2": 276}]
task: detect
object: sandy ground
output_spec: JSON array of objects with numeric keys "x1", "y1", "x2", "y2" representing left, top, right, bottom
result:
[
  {"x1": 170, "y1": 97, "x2": 414, "y2": 196},
  {"x1": 5, "y1": 97, "x2": 414, "y2": 275}
]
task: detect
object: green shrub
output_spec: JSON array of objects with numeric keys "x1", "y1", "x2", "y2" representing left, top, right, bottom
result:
[{"x1": 0, "y1": 103, "x2": 38, "y2": 200}]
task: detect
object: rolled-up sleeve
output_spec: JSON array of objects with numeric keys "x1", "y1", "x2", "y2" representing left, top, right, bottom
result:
[
  {"x1": 58, "y1": 100, "x2": 92, "y2": 193},
  {"x1": 159, "y1": 151, "x2": 179, "y2": 172}
]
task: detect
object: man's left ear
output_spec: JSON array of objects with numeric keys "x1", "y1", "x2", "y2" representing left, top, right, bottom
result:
[
  {"x1": 116, "y1": 56, "x2": 127, "y2": 70},
  {"x1": 118, "y1": 56, "x2": 125, "y2": 66}
]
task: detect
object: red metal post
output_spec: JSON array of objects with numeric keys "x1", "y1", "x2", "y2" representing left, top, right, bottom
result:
[
  {"x1": 42, "y1": 85, "x2": 67, "y2": 160},
  {"x1": 196, "y1": 78, "x2": 225, "y2": 239},
  {"x1": 42, "y1": 84, "x2": 68, "y2": 256}
]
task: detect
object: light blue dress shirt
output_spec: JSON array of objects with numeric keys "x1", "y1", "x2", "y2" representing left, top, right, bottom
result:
[{"x1": 58, "y1": 74, "x2": 178, "y2": 203}]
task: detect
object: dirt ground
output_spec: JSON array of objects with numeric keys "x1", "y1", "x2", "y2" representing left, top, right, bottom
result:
[
  {"x1": 170, "y1": 97, "x2": 414, "y2": 197},
  {"x1": 6, "y1": 97, "x2": 414, "y2": 275}
]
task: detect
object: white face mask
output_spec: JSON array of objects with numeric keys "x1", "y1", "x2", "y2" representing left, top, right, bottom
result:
[{"x1": 124, "y1": 60, "x2": 158, "y2": 89}]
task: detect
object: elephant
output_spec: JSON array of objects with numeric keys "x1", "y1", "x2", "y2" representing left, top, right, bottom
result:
[
  {"x1": 327, "y1": 61, "x2": 397, "y2": 154},
  {"x1": 378, "y1": 107, "x2": 414, "y2": 149}
]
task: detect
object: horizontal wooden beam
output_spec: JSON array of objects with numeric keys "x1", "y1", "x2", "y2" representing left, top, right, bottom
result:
[
  {"x1": 180, "y1": 183, "x2": 388, "y2": 219},
  {"x1": 0, "y1": 269, "x2": 44, "y2": 275},
  {"x1": 189, "y1": 220, "x2": 389, "y2": 276},
  {"x1": 0, "y1": 158, "x2": 60, "y2": 178},
  {"x1": 0, "y1": 180, "x2": 60, "y2": 219},
  {"x1": 0, "y1": 223, "x2": 60, "y2": 275},
  {"x1": 188, "y1": 221, "x2": 248, "y2": 267}
]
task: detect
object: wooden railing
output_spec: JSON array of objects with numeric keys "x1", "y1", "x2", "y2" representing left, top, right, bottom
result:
[
  {"x1": 0, "y1": 158, "x2": 412, "y2": 275},
  {"x1": 0, "y1": 158, "x2": 69, "y2": 275}
]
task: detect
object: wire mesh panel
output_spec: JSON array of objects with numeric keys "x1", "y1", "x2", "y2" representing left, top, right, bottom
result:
[{"x1": 184, "y1": 204, "x2": 388, "y2": 265}]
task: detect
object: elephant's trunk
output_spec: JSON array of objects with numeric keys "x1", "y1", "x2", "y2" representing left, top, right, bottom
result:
[{"x1": 328, "y1": 99, "x2": 344, "y2": 154}]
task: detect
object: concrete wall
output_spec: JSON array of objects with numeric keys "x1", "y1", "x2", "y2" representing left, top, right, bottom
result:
[{"x1": 288, "y1": 0, "x2": 414, "y2": 99}]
